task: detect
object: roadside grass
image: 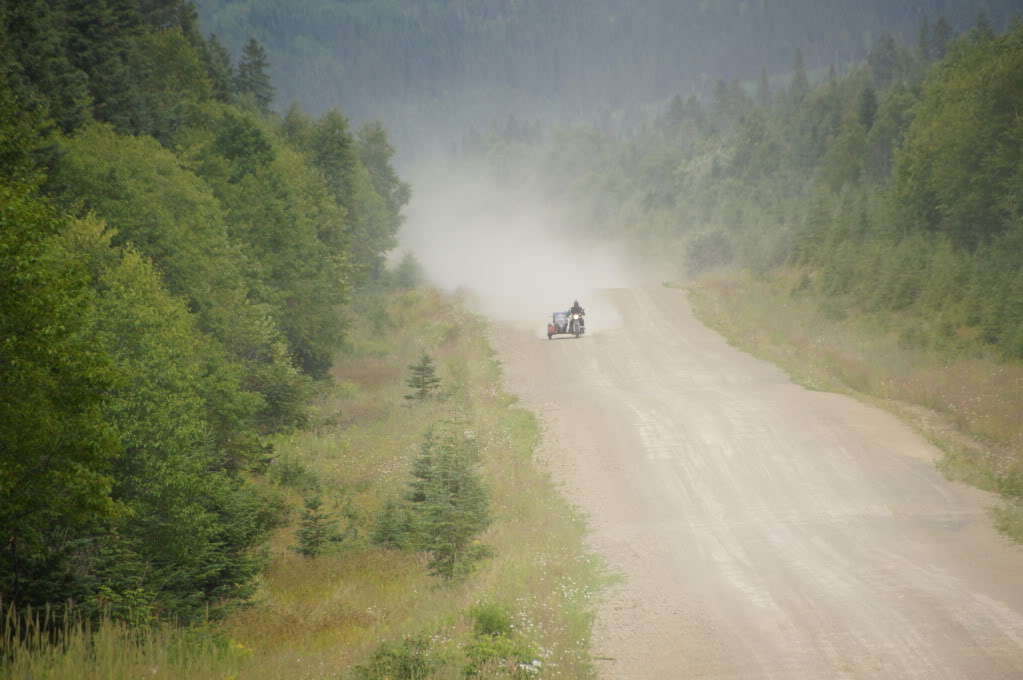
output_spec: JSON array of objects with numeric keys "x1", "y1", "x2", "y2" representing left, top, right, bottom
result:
[
  {"x1": 683, "y1": 270, "x2": 1023, "y2": 542},
  {"x1": 222, "y1": 287, "x2": 604, "y2": 678},
  {"x1": 2, "y1": 287, "x2": 603, "y2": 678}
]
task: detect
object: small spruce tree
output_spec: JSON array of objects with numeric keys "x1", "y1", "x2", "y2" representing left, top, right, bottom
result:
[
  {"x1": 405, "y1": 352, "x2": 441, "y2": 400},
  {"x1": 292, "y1": 494, "x2": 341, "y2": 558},
  {"x1": 418, "y1": 431, "x2": 491, "y2": 579}
]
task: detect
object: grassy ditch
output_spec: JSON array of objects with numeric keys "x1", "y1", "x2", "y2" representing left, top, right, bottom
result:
[
  {"x1": 4, "y1": 288, "x2": 603, "y2": 678},
  {"x1": 684, "y1": 270, "x2": 1023, "y2": 542}
]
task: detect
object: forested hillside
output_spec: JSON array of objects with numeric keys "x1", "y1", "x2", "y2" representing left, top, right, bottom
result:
[
  {"x1": 1, "y1": 0, "x2": 407, "y2": 625},
  {"x1": 507, "y1": 16, "x2": 1023, "y2": 360},
  {"x1": 197, "y1": 0, "x2": 1021, "y2": 152}
]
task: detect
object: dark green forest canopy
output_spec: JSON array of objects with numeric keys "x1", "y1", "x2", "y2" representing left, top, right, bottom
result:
[
  {"x1": 0, "y1": 0, "x2": 407, "y2": 623},
  {"x1": 197, "y1": 0, "x2": 1021, "y2": 151}
]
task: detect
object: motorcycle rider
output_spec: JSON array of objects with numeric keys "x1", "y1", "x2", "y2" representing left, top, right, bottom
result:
[{"x1": 568, "y1": 300, "x2": 585, "y2": 332}]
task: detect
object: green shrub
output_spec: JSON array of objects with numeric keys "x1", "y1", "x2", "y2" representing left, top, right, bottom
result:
[
  {"x1": 469, "y1": 602, "x2": 514, "y2": 637},
  {"x1": 353, "y1": 636, "x2": 437, "y2": 680}
]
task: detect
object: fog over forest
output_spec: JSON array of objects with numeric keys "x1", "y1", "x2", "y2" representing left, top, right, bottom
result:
[{"x1": 198, "y1": 0, "x2": 1020, "y2": 154}]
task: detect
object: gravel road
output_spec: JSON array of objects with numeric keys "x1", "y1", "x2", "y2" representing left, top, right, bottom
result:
[{"x1": 489, "y1": 286, "x2": 1023, "y2": 680}]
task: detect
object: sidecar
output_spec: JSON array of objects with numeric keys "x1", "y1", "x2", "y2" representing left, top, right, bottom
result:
[{"x1": 547, "y1": 311, "x2": 584, "y2": 339}]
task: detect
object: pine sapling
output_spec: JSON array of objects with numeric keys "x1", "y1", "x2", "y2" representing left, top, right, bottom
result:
[
  {"x1": 405, "y1": 352, "x2": 442, "y2": 400},
  {"x1": 292, "y1": 494, "x2": 341, "y2": 558}
]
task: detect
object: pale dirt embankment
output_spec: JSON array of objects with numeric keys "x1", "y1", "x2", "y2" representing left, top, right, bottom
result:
[{"x1": 489, "y1": 286, "x2": 1023, "y2": 680}]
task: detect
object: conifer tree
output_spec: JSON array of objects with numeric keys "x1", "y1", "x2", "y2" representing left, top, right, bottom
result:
[
  {"x1": 858, "y1": 86, "x2": 878, "y2": 131},
  {"x1": 405, "y1": 352, "x2": 442, "y2": 400},
  {"x1": 64, "y1": 0, "x2": 146, "y2": 133},
  {"x1": 293, "y1": 494, "x2": 341, "y2": 558},
  {"x1": 235, "y1": 36, "x2": 274, "y2": 113},
  {"x1": 405, "y1": 430, "x2": 490, "y2": 579},
  {"x1": 2, "y1": 0, "x2": 90, "y2": 133}
]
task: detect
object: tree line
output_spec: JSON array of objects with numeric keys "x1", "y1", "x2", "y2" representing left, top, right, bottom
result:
[{"x1": 0, "y1": 0, "x2": 408, "y2": 625}]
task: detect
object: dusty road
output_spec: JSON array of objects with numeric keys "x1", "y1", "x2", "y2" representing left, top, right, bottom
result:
[{"x1": 489, "y1": 286, "x2": 1023, "y2": 679}]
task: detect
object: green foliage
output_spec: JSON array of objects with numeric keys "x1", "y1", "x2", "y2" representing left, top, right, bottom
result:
[
  {"x1": 463, "y1": 633, "x2": 539, "y2": 678},
  {"x1": 405, "y1": 427, "x2": 492, "y2": 580},
  {"x1": 370, "y1": 499, "x2": 414, "y2": 551},
  {"x1": 352, "y1": 636, "x2": 437, "y2": 680},
  {"x1": 469, "y1": 602, "x2": 514, "y2": 638},
  {"x1": 894, "y1": 24, "x2": 1023, "y2": 248},
  {"x1": 463, "y1": 603, "x2": 539, "y2": 678},
  {"x1": 405, "y1": 353, "x2": 442, "y2": 400},
  {"x1": 473, "y1": 19, "x2": 1023, "y2": 364},
  {"x1": 64, "y1": 0, "x2": 146, "y2": 134},
  {"x1": 234, "y1": 36, "x2": 273, "y2": 113},
  {"x1": 0, "y1": 187, "x2": 120, "y2": 611},
  {"x1": 135, "y1": 26, "x2": 213, "y2": 143},
  {"x1": 202, "y1": 34, "x2": 234, "y2": 102},
  {"x1": 292, "y1": 495, "x2": 342, "y2": 558},
  {"x1": 0, "y1": 0, "x2": 90, "y2": 134},
  {"x1": 57, "y1": 217, "x2": 285, "y2": 623},
  {"x1": 1, "y1": 0, "x2": 407, "y2": 631},
  {"x1": 269, "y1": 453, "x2": 320, "y2": 490}
]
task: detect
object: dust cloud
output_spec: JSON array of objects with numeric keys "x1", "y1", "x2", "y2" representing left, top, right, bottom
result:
[{"x1": 400, "y1": 168, "x2": 658, "y2": 336}]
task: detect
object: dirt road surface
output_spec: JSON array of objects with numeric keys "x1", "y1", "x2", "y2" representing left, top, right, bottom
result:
[{"x1": 489, "y1": 286, "x2": 1023, "y2": 679}]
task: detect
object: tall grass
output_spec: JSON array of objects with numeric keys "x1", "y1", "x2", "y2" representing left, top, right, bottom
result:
[
  {"x1": 1, "y1": 605, "x2": 243, "y2": 679},
  {"x1": 686, "y1": 270, "x2": 1023, "y2": 540}
]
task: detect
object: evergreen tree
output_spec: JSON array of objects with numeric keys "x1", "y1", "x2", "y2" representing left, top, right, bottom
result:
[
  {"x1": 357, "y1": 121, "x2": 411, "y2": 222},
  {"x1": 64, "y1": 0, "x2": 147, "y2": 133},
  {"x1": 371, "y1": 499, "x2": 412, "y2": 550},
  {"x1": 203, "y1": 34, "x2": 234, "y2": 102},
  {"x1": 235, "y1": 36, "x2": 273, "y2": 113},
  {"x1": 292, "y1": 494, "x2": 341, "y2": 558},
  {"x1": 1, "y1": 0, "x2": 90, "y2": 133},
  {"x1": 405, "y1": 430, "x2": 491, "y2": 580},
  {"x1": 858, "y1": 85, "x2": 878, "y2": 131},
  {"x1": 405, "y1": 352, "x2": 442, "y2": 400}
]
